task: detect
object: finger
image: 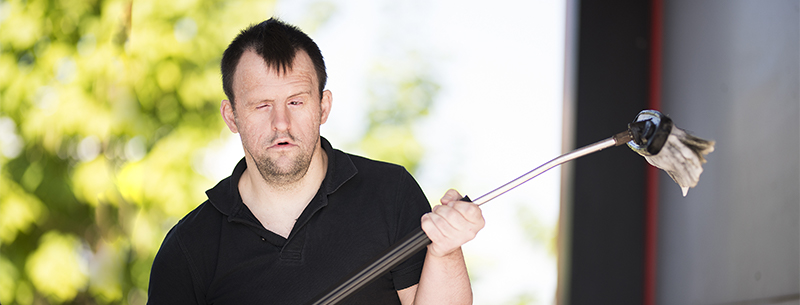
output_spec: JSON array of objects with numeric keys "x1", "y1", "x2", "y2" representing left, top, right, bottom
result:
[
  {"x1": 424, "y1": 204, "x2": 485, "y2": 257},
  {"x1": 435, "y1": 201, "x2": 479, "y2": 225},
  {"x1": 428, "y1": 205, "x2": 480, "y2": 255},
  {"x1": 432, "y1": 202, "x2": 485, "y2": 243},
  {"x1": 440, "y1": 189, "x2": 463, "y2": 205},
  {"x1": 431, "y1": 204, "x2": 474, "y2": 235},
  {"x1": 421, "y1": 212, "x2": 453, "y2": 241},
  {"x1": 450, "y1": 201, "x2": 485, "y2": 225},
  {"x1": 433, "y1": 206, "x2": 459, "y2": 232},
  {"x1": 421, "y1": 212, "x2": 460, "y2": 257}
]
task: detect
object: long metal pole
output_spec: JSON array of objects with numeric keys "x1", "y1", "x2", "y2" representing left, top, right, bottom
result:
[
  {"x1": 307, "y1": 131, "x2": 632, "y2": 305},
  {"x1": 471, "y1": 136, "x2": 620, "y2": 206}
]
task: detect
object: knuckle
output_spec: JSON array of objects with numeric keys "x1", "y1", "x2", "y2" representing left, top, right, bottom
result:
[
  {"x1": 433, "y1": 204, "x2": 449, "y2": 214},
  {"x1": 466, "y1": 204, "x2": 483, "y2": 218}
]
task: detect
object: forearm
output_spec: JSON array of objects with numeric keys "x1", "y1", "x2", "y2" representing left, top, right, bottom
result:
[
  {"x1": 413, "y1": 246, "x2": 472, "y2": 305},
  {"x1": 409, "y1": 189, "x2": 483, "y2": 305}
]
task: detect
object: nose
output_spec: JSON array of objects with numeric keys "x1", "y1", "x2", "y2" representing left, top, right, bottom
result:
[{"x1": 271, "y1": 103, "x2": 290, "y2": 131}]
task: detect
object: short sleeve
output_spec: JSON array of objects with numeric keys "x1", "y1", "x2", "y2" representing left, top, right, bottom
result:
[
  {"x1": 147, "y1": 227, "x2": 203, "y2": 305},
  {"x1": 389, "y1": 169, "x2": 432, "y2": 290}
]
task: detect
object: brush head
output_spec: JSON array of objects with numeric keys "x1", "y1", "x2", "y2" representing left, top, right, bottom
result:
[
  {"x1": 627, "y1": 110, "x2": 674, "y2": 156},
  {"x1": 627, "y1": 110, "x2": 715, "y2": 196}
]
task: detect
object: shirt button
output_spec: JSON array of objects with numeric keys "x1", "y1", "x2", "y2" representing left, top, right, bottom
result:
[{"x1": 261, "y1": 237, "x2": 266, "y2": 242}]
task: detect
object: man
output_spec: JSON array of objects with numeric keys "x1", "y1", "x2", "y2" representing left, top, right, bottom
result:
[{"x1": 148, "y1": 18, "x2": 484, "y2": 304}]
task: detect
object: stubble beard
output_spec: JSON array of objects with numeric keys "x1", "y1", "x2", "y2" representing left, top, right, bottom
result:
[{"x1": 253, "y1": 133, "x2": 317, "y2": 188}]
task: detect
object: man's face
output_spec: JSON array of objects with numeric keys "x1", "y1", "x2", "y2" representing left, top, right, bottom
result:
[{"x1": 222, "y1": 49, "x2": 332, "y2": 186}]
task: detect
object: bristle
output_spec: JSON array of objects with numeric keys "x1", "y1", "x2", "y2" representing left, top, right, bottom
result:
[
  {"x1": 675, "y1": 128, "x2": 716, "y2": 163},
  {"x1": 625, "y1": 110, "x2": 715, "y2": 197},
  {"x1": 641, "y1": 125, "x2": 715, "y2": 196}
]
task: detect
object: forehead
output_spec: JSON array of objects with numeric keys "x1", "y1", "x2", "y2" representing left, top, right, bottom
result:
[{"x1": 232, "y1": 49, "x2": 318, "y2": 99}]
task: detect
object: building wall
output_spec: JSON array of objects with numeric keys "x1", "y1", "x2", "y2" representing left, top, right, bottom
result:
[
  {"x1": 564, "y1": 1, "x2": 651, "y2": 303},
  {"x1": 658, "y1": 1, "x2": 800, "y2": 304}
]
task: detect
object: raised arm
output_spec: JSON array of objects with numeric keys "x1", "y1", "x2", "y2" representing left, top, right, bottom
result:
[{"x1": 398, "y1": 189, "x2": 485, "y2": 305}]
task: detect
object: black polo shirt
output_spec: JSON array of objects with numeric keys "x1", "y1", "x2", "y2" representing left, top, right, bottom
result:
[{"x1": 147, "y1": 137, "x2": 431, "y2": 305}]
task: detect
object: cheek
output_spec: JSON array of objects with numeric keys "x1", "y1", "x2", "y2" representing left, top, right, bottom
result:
[
  {"x1": 298, "y1": 114, "x2": 323, "y2": 137},
  {"x1": 236, "y1": 117, "x2": 268, "y2": 146}
]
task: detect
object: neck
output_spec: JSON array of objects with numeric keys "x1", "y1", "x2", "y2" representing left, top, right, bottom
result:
[
  {"x1": 245, "y1": 143, "x2": 328, "y2": 201},
  {"x1": 238, "y1": 143, "x2": 328, "y2": 236}
]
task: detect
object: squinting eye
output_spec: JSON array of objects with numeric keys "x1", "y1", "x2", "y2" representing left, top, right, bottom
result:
[{"x1": 289, "y1": 100, "x2": 303, "y2": 106}]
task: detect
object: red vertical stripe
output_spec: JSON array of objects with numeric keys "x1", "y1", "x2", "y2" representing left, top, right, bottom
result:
[{"x1": 645, "y1": 0, "x2": 663, "y2": 305}]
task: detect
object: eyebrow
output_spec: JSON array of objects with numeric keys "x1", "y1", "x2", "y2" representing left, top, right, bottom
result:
[
  {"x1": 251, "y1": 90, "x2": 313, "y2": 105},
  {"x1": 287, "y1": 90, "x2": 313, "y2": 99}
]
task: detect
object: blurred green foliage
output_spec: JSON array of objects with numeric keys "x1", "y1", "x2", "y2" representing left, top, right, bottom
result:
[
  {"x1": 517, "y1": 205, "x2": 558, "y2": 257},
  {"x1": 360, "y1": 57, "x2": 439, "y2": 174},
  {"x1": 0, "y1": 0, "x2": 278, "y2": 303},
  {"x1": 0, "y1": 0, "x2": 440, "y2": 304}
]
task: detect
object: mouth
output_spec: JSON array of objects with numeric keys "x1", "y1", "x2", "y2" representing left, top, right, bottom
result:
[{"x1": 269, "y1": 138, "x2": 296, "y2": 149}]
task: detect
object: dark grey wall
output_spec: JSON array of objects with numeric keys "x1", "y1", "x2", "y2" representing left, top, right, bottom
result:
[
  {"x1": 658, "y1": 1, "x2": 800, "y2": 304},
  {"x1": 565, "y1": 0, "x2": 651, "y2": 304}
]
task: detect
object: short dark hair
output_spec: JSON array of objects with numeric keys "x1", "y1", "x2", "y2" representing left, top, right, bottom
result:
[{"x1": 221, "y1": 18, "x2": 327, "y2": 109}]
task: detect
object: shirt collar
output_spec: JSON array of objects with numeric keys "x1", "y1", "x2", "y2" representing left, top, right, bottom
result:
[{"x1": 205, "y1": 136, "x2": 357, "y2": 218}]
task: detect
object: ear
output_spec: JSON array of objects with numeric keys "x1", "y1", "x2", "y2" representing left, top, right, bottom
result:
[
  {"x1": 319, "y1": 90, "x2": 333, "y2": 125},
  {"x1": 221, "y1": 99, "x2": 239, "y2": 133}
]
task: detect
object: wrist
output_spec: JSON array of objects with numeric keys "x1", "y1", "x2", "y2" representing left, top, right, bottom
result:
[{"x1": 427, "y1": 244, "x2": 463, "y2": 259}]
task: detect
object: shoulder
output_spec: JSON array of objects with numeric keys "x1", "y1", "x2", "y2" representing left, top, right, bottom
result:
[
  {"x1": 149, "y1": 201, "x2": 222, "y2": 303},
  {"x1": 323, "y1": 137, "x2": 414, "y2": 188},
  {"x1": 331, "y1": 150, "x2": 429, "y2": 214},
  {"x1": 161, "y1": 201, "x2": 223, "y2": 253},
  {"x1": 323, "y1": 142, "x2": 428, "y2": 214},
  {"x1": 153, "y1": 201, "x2": 223, "y2": 275},
  {"x1": 341, "y1": 150, "x2": 412, "y2": 181}
]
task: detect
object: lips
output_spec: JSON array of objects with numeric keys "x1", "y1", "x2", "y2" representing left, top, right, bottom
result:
[
  {"x1": 269, "y1": 141, "x2": 294, "y2": 149},
  {"x1": 268, "y1": 135, "x2": 296, "y2": 149},
  {"x1": 265, "y1": 131, "x2": 298, "y2": 150}
]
